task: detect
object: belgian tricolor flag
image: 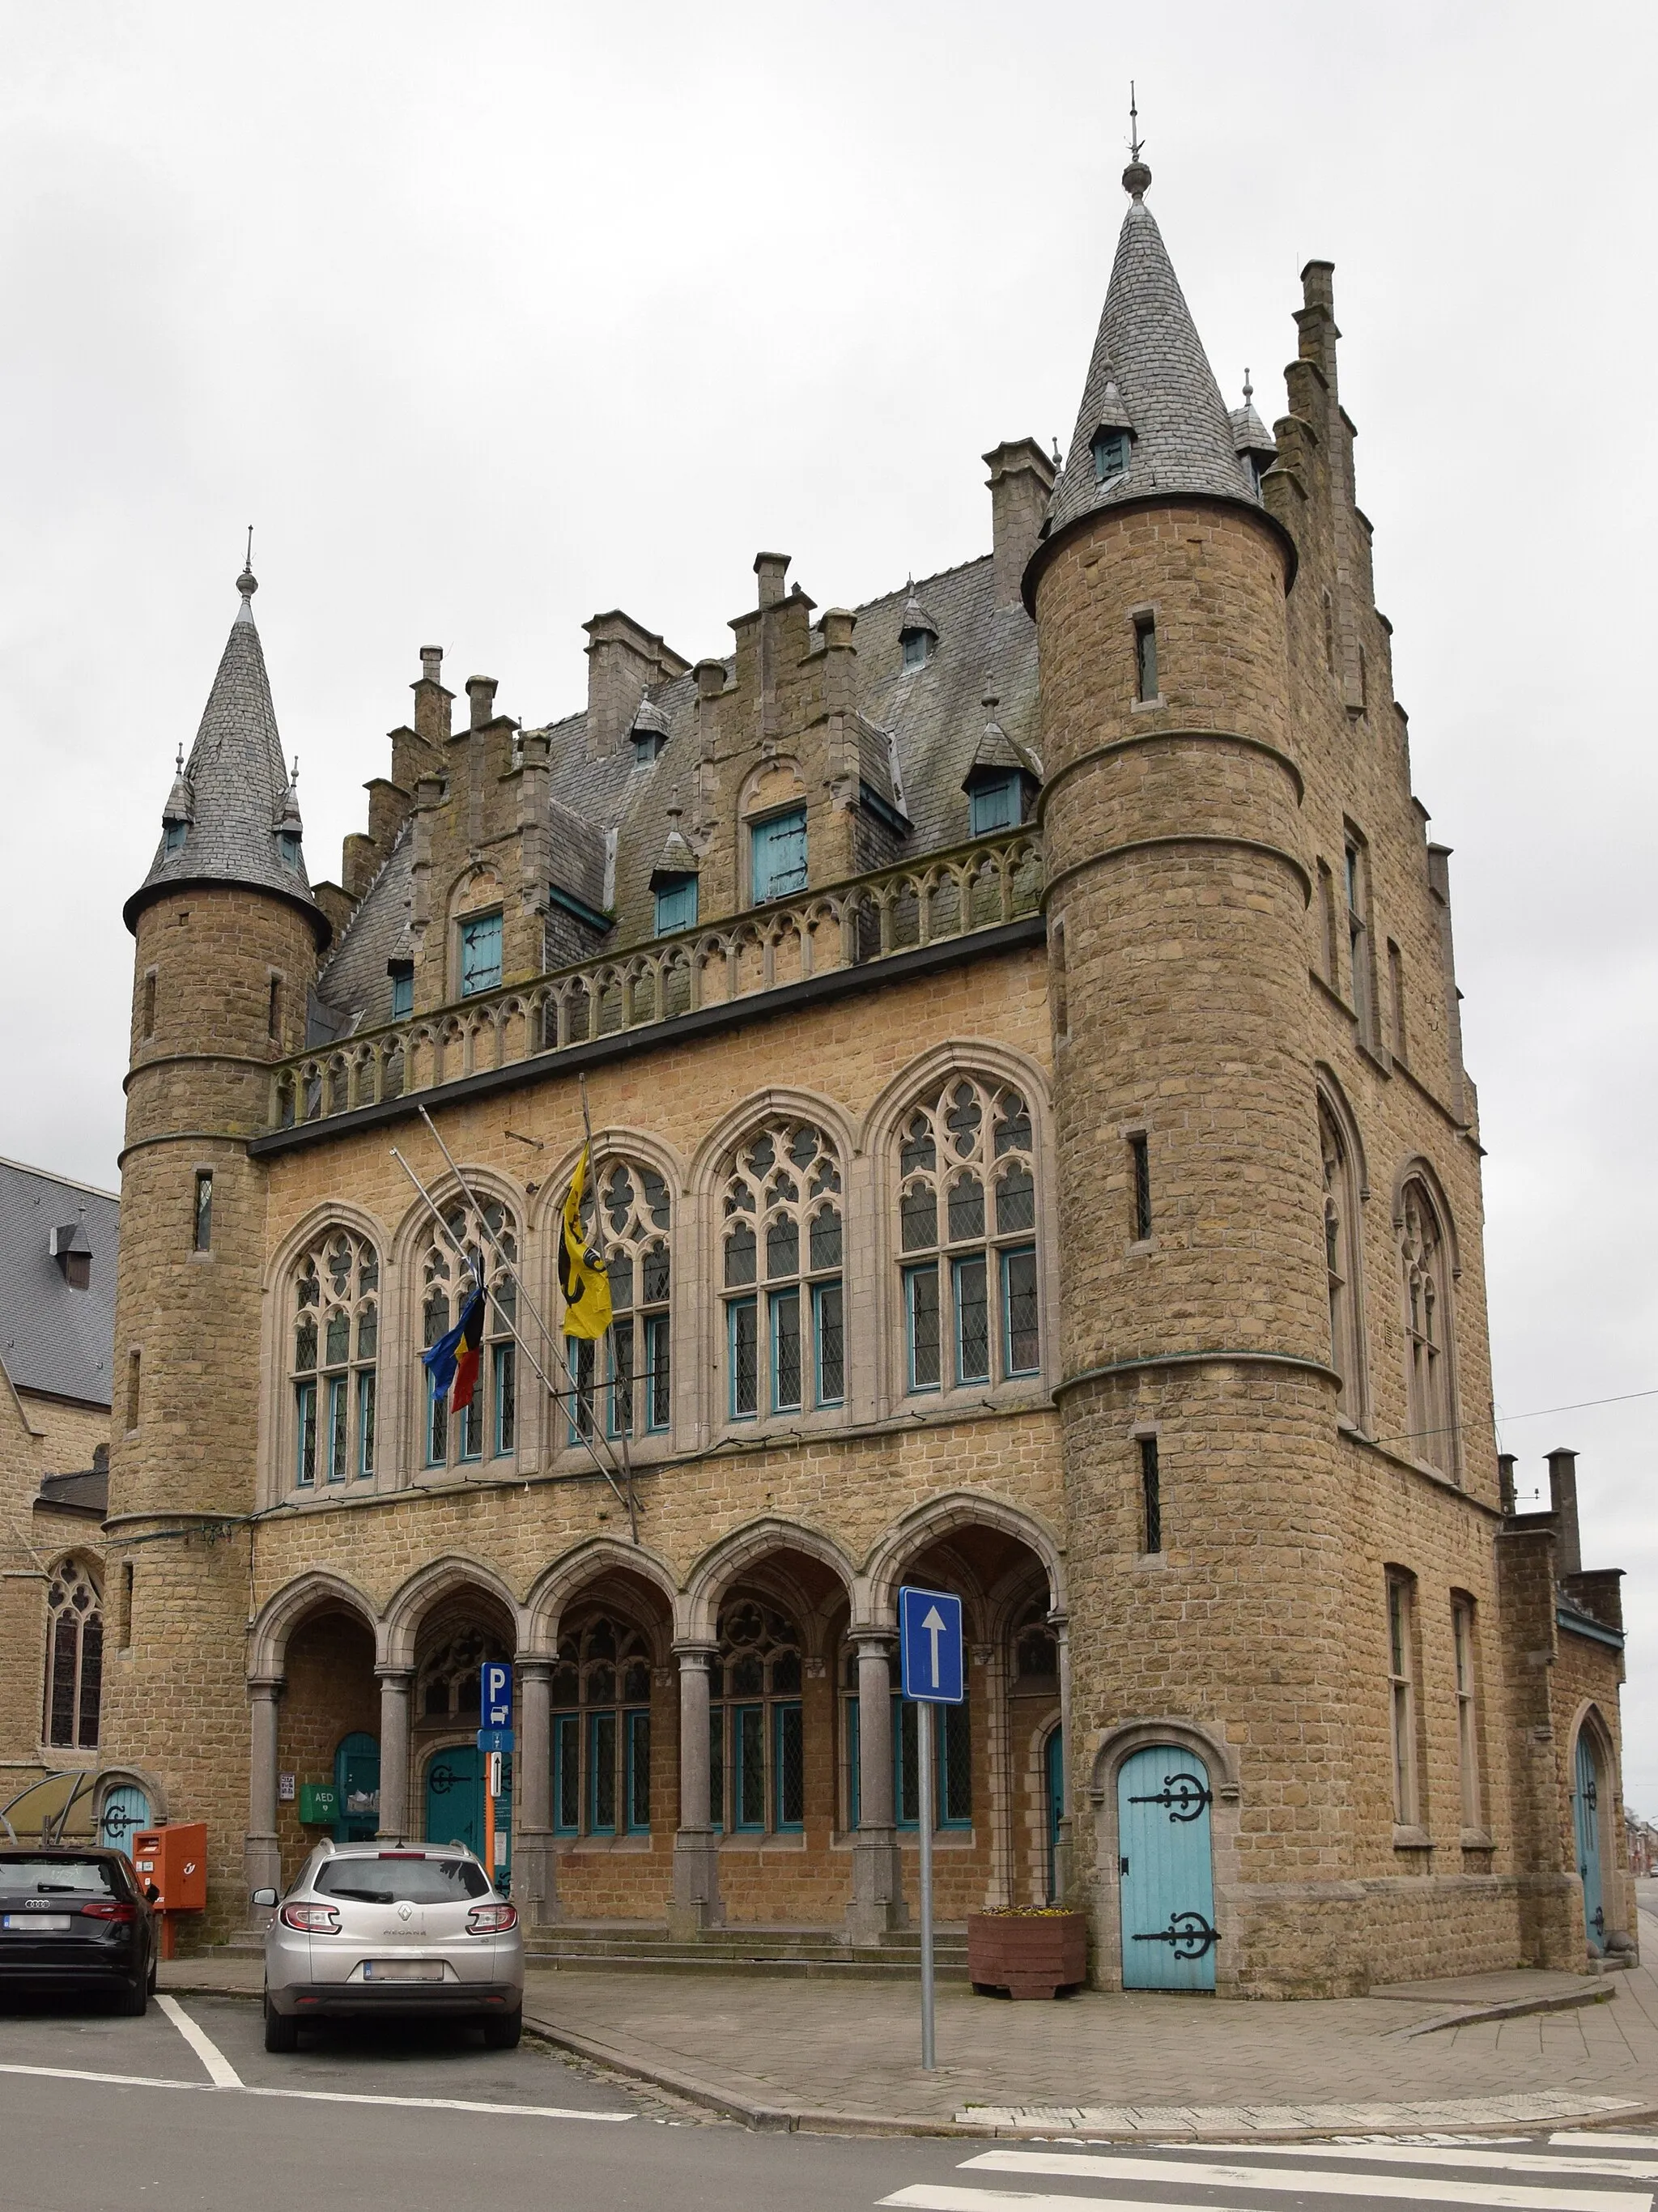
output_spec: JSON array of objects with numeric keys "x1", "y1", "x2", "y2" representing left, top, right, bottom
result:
[
  {"x1": 559, "y1": 1146, "x2": 613, "y2": 1342},
  {"x1": 423, "y1": 1278, "x2": 487, "y2": 1411}
]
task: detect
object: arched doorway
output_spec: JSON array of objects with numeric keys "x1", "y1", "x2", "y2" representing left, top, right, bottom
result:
[
  {"x1": 1572, "y1": 1724, "x2": 1607, "y2": 1955},
  {"x1": 1116, "y1": 1744, "x2": 1218, "y2": 1992},
  {"x1": 98, "y1": 1781, "x2": 151, "y2": 1852},
  {"x1": 279, "y1": 1603, "x2": 378, "y2": 1882},
  {"x1": 413, "y1": 1594, "x2": 516, "y2": 1882},
  {"x1": 334, "y1": 1733, "x2": 380, "y2": 1843}
]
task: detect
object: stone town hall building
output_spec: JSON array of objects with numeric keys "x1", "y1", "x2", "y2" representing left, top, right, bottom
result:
[{"x1": 91, "y1": 157, "x2": 1632, "y2": 1993}]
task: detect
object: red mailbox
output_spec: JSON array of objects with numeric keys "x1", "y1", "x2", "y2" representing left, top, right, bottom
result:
[{"x1": 131, "y1": 1824, "x2": 207, "y2": 1954}]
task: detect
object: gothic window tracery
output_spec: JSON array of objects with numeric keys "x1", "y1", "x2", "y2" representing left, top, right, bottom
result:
[
  {"x1": 420, "y1": 1198, "x2": 517, "y2": 1468},
  {"x1": 1320, "y1": 1103, "x2": 1364, "y2": 1420},
  {"x1": 1400, "y1": 1178, "x2": 1456, "y2": 1478},
  {"x1": 418, "y1": 1627, "x2": 508, "y2": 1720},
  {"x1": 721, "y1": 1122, "x2": 844, "y2": 1423},
  {"x1": 710, "y1": 1600, "x2": 805, "y2": 1834},
  {"x1": 551, "y1": 1615, "x2": 653, "y2": 1836},
  {"x1": 291, "y1": 1227, "x2": 379, "y2": 1487},
  {"x1": 43, "y1": 1559, "x2": 101, "y2": 1751},
  {"x1": 565, "y1": 1161, "x2": 671, "y2": 1443},
  {"x1": 898, "y1": 1078, "x2": 1039, "y2": 1396}
]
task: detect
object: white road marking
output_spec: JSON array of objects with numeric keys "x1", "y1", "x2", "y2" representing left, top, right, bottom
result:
[
  {"x1": 1216, "y1": 2142, "x2": 1658, "y2": 2183},
  {"x1": 935, "y1": 2151, "x2": 1653, "y2": 2209},
  {"x1": 0, "y1": 2058, "x2": 631, "y2": 2121},
  {"x1": 1555, "y1": 2138, "x2": 1658, "y2": 2154},
  {"x1": 156, "y1": 1995, "x2": 244, "y2": 2087}
]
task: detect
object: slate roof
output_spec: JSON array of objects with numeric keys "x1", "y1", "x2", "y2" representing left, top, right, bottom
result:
[
  {"x1": 37, "y1": 1466, "x2": 108, "y2": 1516},
  {"x1": 1048, "y1": 163, "x2": 1258, "y2": 540},
  {"x1": 0, "y1": 1156, "x2": 119, "y2": 1407},
  {"x1": 315, "y1": 547, "x2": 1040, "y2": 1027},
  {"x1": 125, "y1": 567, "x2": 327, "y2": 944}
]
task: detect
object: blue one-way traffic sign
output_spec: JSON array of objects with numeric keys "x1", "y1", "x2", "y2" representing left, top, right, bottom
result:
[{"x1": 899, "y1": 1586, "x2": 963, "y2": 1703}]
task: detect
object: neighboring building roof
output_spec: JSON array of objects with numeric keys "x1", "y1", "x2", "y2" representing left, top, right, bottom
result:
[
  {"x1": 1048, "y1": 160, "x2": 1258, "y2": 542},
  {"x1": 125, "y1": 565, "x2": 328, "y2": 945},
  {"x1": 0, "y1": 1156, "x2": 118, "y2": 1407},
  {"x1": 36, "y1": 1465, "x2": 108, "y2": 1518}
]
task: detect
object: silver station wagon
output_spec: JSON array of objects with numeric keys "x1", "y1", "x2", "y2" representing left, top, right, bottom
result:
[{"x1": 256, "y1": 1840, "x2": 523, "y2": 2052}]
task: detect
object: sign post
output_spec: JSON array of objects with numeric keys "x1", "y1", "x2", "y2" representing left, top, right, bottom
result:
[
  {"x1": 478, "y1": 1664, "x2": 513, "y2": 1887},
  {"x1": 898, "y1": 1585, "x2": 964, "y2": 2072}
]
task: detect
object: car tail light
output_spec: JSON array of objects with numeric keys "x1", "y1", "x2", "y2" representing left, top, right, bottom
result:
[
  {"x1": 466, "y1": 1903, "x2": 518, "y2": 1933},
  {"x1": 81, "y1": 1900, "x2": 138, "y2": 1923},
  {"x1": 279, "y1": 1902, "x2": 342, "y2": 1933}
]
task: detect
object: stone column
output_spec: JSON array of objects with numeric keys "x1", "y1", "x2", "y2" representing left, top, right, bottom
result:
[
  {"x1": 1049, "y1": 1610, "x2": 1073, "y2": 1903},
  {"x1": 244, "y1": 1675, "x2": 283, "y2": 1915},
  {"x1": 376, "y1": 1666, "x2": 413, "y2": 1841},
  {"x1": 846, "y1": 1631, "x2": 906, "y2": 1942},
  {"x1": 669, "y1": 1641, "x2": 722, "y2": 1936},
  {"x1": 512, "y1": 1657, "x2": 558, "y2": 1925}
]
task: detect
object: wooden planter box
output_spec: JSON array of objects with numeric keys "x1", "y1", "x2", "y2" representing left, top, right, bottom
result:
[{"x1": 967, "y1": 1911, "x2": 1088, "y2": 1999}]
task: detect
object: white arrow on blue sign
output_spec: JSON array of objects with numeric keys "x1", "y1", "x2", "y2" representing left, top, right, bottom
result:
[
  {"x1": 482, "y1": 1662, "x2": 513, "y2": 1731},
  {"x1": 899, "y1": 1585, "x2": 964, "y2": 1704}
]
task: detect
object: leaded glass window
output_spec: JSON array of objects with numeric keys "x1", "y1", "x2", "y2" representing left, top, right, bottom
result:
[
  {"x1": 563, "y1": 1158, "x2": 672, "y2": 1442},
  {"x1": 1401, "y1": 1179, "x2": 1456, "y2": 1477},
  {"x1": 550, "y1": 1616, "x2": 653, "y2": 1837},
  {"x1": 418, "y1": 1197, "x2": 518, "y2": 1470},
  {"x1": 721, "y1": 1121, "x2": 843, "y2": 1423},
  {"x1": 417, "y1": 1626, "x2": 508, "y2": 1721},
  {"x1": 1320, "y1": 1102, "x2": 1364, "y2": 1420},
  {"x1": 291, "y1": 1227, "x2": 379, "y2": 1488},
  {"x1": 898, "y1": 1078, "x2": 1039, "y2": 1397},
  {"x1": 43, "y1": 1559, "x2": 101, "y2": 1750},
  {"x1": 708, "y1": 1600, "x2": 804, "y2": 1836}
]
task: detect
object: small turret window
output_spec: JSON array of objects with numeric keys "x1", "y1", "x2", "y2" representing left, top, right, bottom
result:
[
  {"x1": 1134, "y1": 615, "x2": 1159, "y2": 701},
  {"x1": 653, "y1": 875, "x2": 698, "y2": 936},
  {"x1": 278, "y1": 831, "x2": 301, "y2": 872},
  {"x1": 389, "y1": 963, "x2": 414, "y2": 1020},
  {"x1": 633, "y1": 730, "x2": 666, "y2": 767},
  {"x1": 1092, "y1": 428, "x2": 1130, "y2": 483},
  {"x1": 164, "y1": 823, "x2": 187, "y2": 856},
  {"x1": 902, "y1": 629, "x2": 931, "y2": 672},
  {"x1": 969, "y1": 773, "x2": 1021, "y2": 838},
  {"x1": 460, "y1": 910, "x2": 503, "y2": 997}
]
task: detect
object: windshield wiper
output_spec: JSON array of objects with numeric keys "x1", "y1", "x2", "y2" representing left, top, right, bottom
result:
[{"x1": 326, "y1": 1887, "x2": 395, "y2": 1904}]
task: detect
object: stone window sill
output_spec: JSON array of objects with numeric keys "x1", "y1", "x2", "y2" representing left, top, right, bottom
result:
[
  {"x1": 1130, "y1": 695, "x2": 1167, "y2": 714},
  {"x1": 716, "y1": 1831, "x2": 806, "y2": 1853},
  {"x1": 1392, "y1": 1824, "x2": 1434, "y2": 1851},
  {"x1": 897, "y1": 1828, "x2": 976, "y2": 1851},
  {"x1": 1460, "y1": 1827, "x2": 1494, "y2": 1850},
  {"x1": 553, "y1": 1834, "x2": 654, "y2": 1855}
]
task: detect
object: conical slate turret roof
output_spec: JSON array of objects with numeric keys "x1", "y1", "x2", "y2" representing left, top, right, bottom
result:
[
  {"x1": 125, "y1": 565, "x2": 328, "y2": 942},
  {"x1": 1046, "y1": 161, "x2": 1257, "y2": 542}
]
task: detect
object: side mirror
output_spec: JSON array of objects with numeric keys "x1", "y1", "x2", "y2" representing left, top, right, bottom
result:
[
  {"x1": 144, "y1": 1883, "x2": 161, "y2": 1904},
  {"x1": 250, "y1": 1887, "x2": 278, "y2": 1908}
]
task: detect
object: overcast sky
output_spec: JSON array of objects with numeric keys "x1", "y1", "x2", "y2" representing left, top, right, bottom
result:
[{"x1": 2, "y1": 2, "x2": 1654, "y2": 1813}]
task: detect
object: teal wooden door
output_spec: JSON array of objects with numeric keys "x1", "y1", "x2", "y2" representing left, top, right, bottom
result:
[
  {"x1": 1044, "y1": 1729, "x2": 1064, "y2": 1903},
  {"x1": 425, "y1": 1745, "x2": 482, "y2": 1857},
  {"x1": 334, "y1": 1732, "x2": 380, "y2": 1842},
  {"x1": 1574, "y1": 1732, "x2": 1605, "y2": 1953},
  {"x1": 1118, "y1": 1746, "x2": 1218, "y2": 1991},
  {"x1": 99, "y1": 1784, "x2": 151, "y2": 1853}
]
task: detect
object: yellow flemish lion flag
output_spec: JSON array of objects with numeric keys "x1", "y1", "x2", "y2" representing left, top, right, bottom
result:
[{"x1": 559, "y1": 1145, "x2": 613, "y2": 1341}]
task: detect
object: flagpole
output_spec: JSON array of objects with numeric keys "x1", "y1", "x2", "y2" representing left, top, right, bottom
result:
[
  {"x1": 411, "y1": 1105, "x2": 636, "y2": 1511},
  {"x1": 389, "y1": 1147, "x2": 636, "y2": 1521}
]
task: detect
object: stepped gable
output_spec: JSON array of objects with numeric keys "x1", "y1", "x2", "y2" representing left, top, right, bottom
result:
[
  {"x1": 1046, "y1": 158, "x2": 1257, "y2": 545},
  {"x1": 125, "y1": 563, "x2": 327, "y2": 943}
]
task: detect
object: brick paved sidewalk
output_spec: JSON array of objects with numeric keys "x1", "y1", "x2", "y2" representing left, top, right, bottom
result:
[{"x1": 164, "y1": 1905, "x2": 1658, "y2": 2138}]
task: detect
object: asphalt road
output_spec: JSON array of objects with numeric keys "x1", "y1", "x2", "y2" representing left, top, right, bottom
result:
[{"x1": 0, "y1": 1991, "x2": 1653, "y2": 2212}]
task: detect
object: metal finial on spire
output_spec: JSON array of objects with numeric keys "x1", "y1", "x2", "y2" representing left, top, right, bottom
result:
[
  {"x1": 175, "y1": 743, "x2": 185, "y2": 772},
  {"x1": 1122, "y1": 80, "x2": 1152, "y2": 199},
  {"x1": 238, "y1": 525, "x2": 257, "y2": 602},
  {"x1": 1052, "y1": 435, "x2": 1063, "y2": 469},
  {"x1": 1243, "y1": 368, "x2": 1254, "y2": 402},
  {"x1": 289, "y1": 755, "x2": 300, "y2": 788}
]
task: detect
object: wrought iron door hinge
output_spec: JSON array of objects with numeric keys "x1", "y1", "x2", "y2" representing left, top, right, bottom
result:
[
  {"x1": 1126, "y1": 1771, "x2": 1213, "y2": 1822},
  {"x1": 1131, "y1": 1908, "x2": 1220, "y2": 1961}
]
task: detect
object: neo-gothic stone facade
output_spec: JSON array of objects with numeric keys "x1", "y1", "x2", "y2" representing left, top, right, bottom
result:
[{"x1": 92, "y1": 161, "x2": 1634, "y2": 1993}]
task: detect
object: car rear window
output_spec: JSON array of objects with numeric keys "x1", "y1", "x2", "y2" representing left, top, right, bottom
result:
[
  {"x1": 0, "y1": 1858, "x2": 118, "y2": 1895},
  {"x1": 312, "y1": 1855, "x2": 490, "y2": 1904}
]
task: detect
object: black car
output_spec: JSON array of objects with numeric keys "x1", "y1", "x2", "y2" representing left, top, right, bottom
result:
[{"x1": 0, "y1": 1846, "x2": 158, "y2": 2014}]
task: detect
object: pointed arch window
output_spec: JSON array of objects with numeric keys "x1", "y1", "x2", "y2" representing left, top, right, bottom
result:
[
  {"x1": 419, "y1": 1198, "x2": 518, "y2": 1468},
  {"x1": 44, "y1": 1559, "x2": 102, "y2": 1750},
  {"x1": 709, "y1": 1601, "x2": 804, "y2": 1834},
  {"x1": 897, "y1": 1077, "x2": 1039, "y2": 1397},
  {"x1": 1400, "y1": 1177, "x2": 1457, "y2": 1478},
  {"x1": 564, "y1": 1159, "x2": 672, "y2": 1443},
  {"x1": 721, "y1": 1121, "x2": 843, "y2": 1423},
  {"x1": 1319, "y1": 1101, "x2": 1364, "y2": 1420},
  {"x1": 291, "y1": 1227, "x2": 379, "y2": 1487},
  {"x1": 551, "y1": 1616, "x2": 654, "y2": 1837}
]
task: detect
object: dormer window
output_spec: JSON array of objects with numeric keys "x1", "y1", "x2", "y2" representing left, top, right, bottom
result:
[
  {"x1": 278, "y1": 831, "x2": 301, "y2": 872},
  {"x1": 389, "y1": 962, "x2": 414, "y2": 1020},
  {"x1": 164, "y1": 823, "x2": 187, "y2": 856},
  {"x1": 653, "y1": 874, "x2": 698, "y2": 936},
  {"x1": 460, "y1": 910, "x2": 503, "y2": 998},
  {"x1": 1092, "y1": 428, "x2": 1131, "y2": 483},
  {"x1": 50, "y1": 1223, "x2": 92, "y2": 1291},
  {"x1": 633, "y1": 730, "x2": 666, "y2": 768},
  {"x1": 969, "y1": 772, "x2": 1022, "y2": 837},
  {"x1": 901, "y1": 629, "x2": 931, "y2": 672}
]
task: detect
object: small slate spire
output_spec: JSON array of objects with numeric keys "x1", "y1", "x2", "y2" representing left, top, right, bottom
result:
[{"x1": 124, "y1": 562, "x2": 327, "y2": 942}]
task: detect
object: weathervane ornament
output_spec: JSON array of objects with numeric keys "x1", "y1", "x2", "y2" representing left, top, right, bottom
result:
[{"x1": 1123, "y1": 82, "x2": 1152, "y2": 199}]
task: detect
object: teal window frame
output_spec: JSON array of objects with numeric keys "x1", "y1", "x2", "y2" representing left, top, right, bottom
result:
[
  {"x1": 642, "y1": 1311, "x2": 670, "y2": 1433},
  {"x1": 624, "y1": 1709, "x2": 651, "y2": 1833},
  {"x1": 774, "y1": 1701, "x2": 805, "y2": 1831},
  {"x1": 164, "y1": 822, "x2": 187, "y2": 855},
  {"x1": 733, "y1": 1704, "x2": 766, "y2": 1831},
  {"x1": 769, "y1": 1287, "x2": 802, "y2": 1414},
  {"x1": 901, "y1": 629, "x2": 930, "y2": 671},
  {"x1": 389, "y1": 965, "x2": 414, "y2": 1019},
  {"x1": 325, "y1": 1374, "x2": 348, "y2": 1483},
  {"x1": 1091, "y1": 428, "x2": 1130, "y2": 482},
  {"x1": 750, "y1": 808, "x2": 808, "y2": 904},
  {"x1": 459, "y1": 1385, "x2": 483, "y2": 1462},
  {"x1": 553, "y1": 1712, "x2": 580, "y2": 1834},
  {"x1": 812, "y1": 1281, "x2": 844, "y2": 1407},
  {"x1": 846, "y1": 1693, "x2": 860, "y2": 1830},
  {"x1": 278, "y1": 830, "x2": 302, "y2": 872},
  {"x1": 728, "y1": 1297, "x2": 758, "y2": 1419},
  {"x1": 894, "y1": 1696, "x2": 971, "y2": 1830},
  {"x1": 356, "y1": 1372, "x2": 376, "y2": 1478},
  {"x1": 295, "y1": 1380, "x2": 317, "y2": 1487},
  {"x1": 606, "y1": 1321, "x2": 634, "y2": 1440},
  {"x1": 1001, "y1": 1244, "x2": 1040, "y2": 1376},
  {"x1": 969, "y1": 774, "x2": 1020, "y2": 837},
  {"x1": 566, "y1": 1335, "x2": 597, "y2": 1445},
  {"x1": 951, "y1": 1253, "x2": 990, "y2": 1386},
  {"x1": 588, "y1": 1709, "x2": 619, "y2": 1834},
  {"x1": 903, "y1": 1261, "x2": 942, "y2": 1393},
  {"x1": 492, "y1": 1342, "x2": 516, "y2": 1457},
  {"x1": 653, "y1": 875, "x2": 698, "y2": 935},
  {"x1": 460, "y1": 909, "x2": 504, "y2": 998},
  {"x1": 708, "y1": 1701, "x2": 725, "y2": 1833}
]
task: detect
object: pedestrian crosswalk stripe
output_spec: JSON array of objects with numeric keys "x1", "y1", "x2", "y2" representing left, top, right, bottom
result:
[
  {"x1": 1219, "y1": 2142, "x2": 1658, "y2": 2184},
  {"x1": 1555, "y1": 2141, "x2": 1658, "y2": 2156},
  {"x1": 961, "y1": 2149, "x2": 1650, "y2": 2210}
]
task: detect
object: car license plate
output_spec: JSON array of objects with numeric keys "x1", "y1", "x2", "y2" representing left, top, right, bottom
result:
[
  {"x1": 363, "y1": 1959, "x2": 444, "y2": 1981},
  {"x1": 3, "y1": 1914, "x2": 71, "y2": 1931}
]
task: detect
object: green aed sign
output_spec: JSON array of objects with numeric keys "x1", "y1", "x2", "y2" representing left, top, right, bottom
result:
[{"x1": 299, "y1": 1783, "x2": 338, "y2": 1825}]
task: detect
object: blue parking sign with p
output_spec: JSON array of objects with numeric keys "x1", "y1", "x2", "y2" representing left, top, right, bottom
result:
[
  {"x1": 899, "y1": 1586, "x2": 964, "y2": 1704},
  {"x1": 483, "y1": 1662, "x2": 513, "y2": 1730}
]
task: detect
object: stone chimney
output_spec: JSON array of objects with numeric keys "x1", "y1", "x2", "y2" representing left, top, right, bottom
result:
[
  {"x1": 1546, "y1": 1447, "x2": 1581, "y2": 1577},
  {"x1": 983, "y1": 440, "x2": 1056, "y2": 609},
  {"x1": 1498, "y1": 1453, "x2": 1517, "y2": 1515},
  {"x1": 466, "y1": 676, "x2": 498, "y2": 731},
  {"x1": 583, "y1": 612, "x2": 690, "y2": 758},
  {"x1": 754, "y1": 552, "x2": 790, "y2": 608}
]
